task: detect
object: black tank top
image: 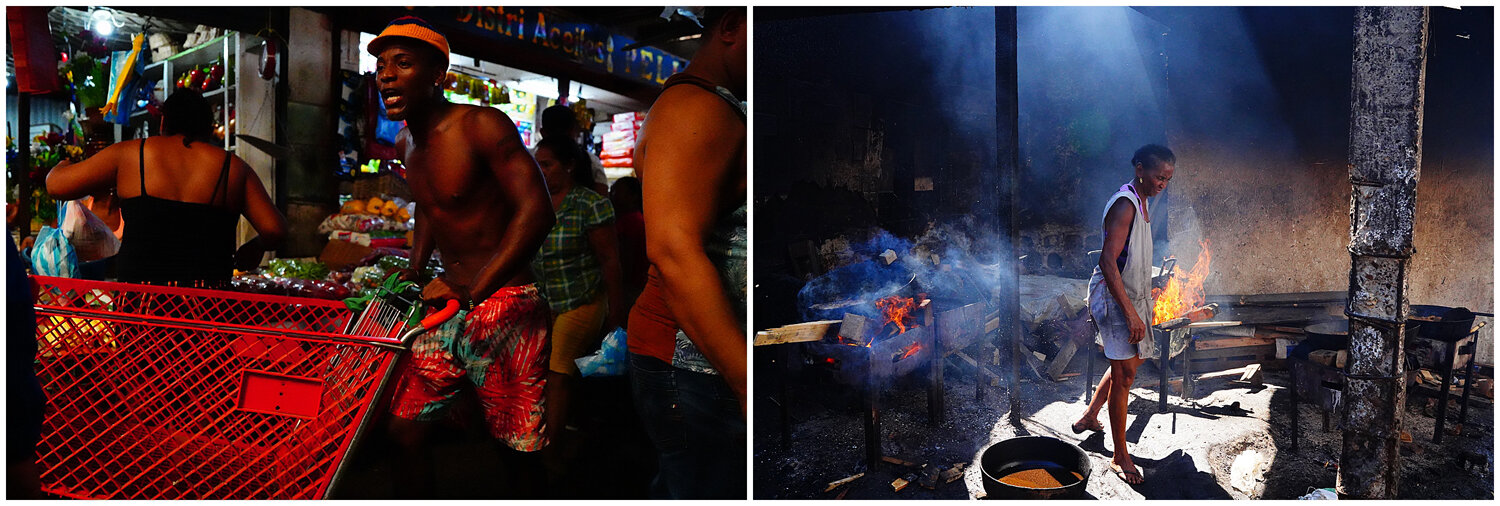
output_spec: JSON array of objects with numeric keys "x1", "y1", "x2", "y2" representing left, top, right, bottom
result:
[{"x1": 116, "y1": 139, "x2": 240, "y2": 287}]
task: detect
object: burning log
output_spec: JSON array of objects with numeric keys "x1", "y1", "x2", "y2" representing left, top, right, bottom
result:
[{"x1": 1155, "y1": 303, "x2": 1220, "y2": 330}]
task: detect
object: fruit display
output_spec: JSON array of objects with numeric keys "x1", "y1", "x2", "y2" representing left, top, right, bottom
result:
[{"x1": 172, "y1": 60, "x2": 229, "y2": 93}]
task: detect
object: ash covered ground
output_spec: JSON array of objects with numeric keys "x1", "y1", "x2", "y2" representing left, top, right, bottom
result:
[{"x1": 753, "y1": 353, "x2": 1494, "y2": 499}]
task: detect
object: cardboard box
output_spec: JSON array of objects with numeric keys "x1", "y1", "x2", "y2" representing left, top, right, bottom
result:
[{"x1": 319, "y1": 238, "x2": 374, "y2": 271}]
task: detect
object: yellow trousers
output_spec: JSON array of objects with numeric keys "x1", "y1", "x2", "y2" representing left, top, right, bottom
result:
[{"x1": 549, "y1": 293, "x2": 608, "y2": 375}]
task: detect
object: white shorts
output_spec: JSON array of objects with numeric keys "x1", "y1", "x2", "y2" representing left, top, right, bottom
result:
[{"x1": 1091, "y1": 295, "x2": 1157, "y2": 361}]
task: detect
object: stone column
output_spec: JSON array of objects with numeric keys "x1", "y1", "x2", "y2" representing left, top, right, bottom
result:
[
  {"x1": 1339, "y1": 6, "x2": 1428, "y2": 500},
  {"x1": 282, "y1": 7, "x2": 341, "y2": 257}
]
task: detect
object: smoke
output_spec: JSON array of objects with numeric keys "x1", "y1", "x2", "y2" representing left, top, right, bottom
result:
[
  {"x1": 796, "y1": 220, "x2": 1014, "y2": 321},
  {"x1": 908, "y1": 7, "x2": 1000, "y2": 221},
  {"x1": 1016, "y1": 6, "x2": 1173, "y2": 230}
]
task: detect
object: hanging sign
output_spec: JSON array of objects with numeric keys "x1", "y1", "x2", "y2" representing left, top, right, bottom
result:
[{"x1": 438, "y1": 7, "x2": 689, "y2": 86}]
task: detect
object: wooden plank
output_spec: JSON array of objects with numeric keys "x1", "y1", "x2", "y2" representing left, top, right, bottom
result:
[
  {"x1": 941, "y1": 463, "x2": 967, "y2": 483},
  {"x1": 1194, "y1": 336, "x2": 1277, "y2": 351},
  {"x1": 882, "y1": 456, "x2": 919, "y2": 468},
  {"x1": 1207, "y1": 291, "x2": 1348, "y2": 307},
  {"x1": 755, "y1": 320, "x2": 841, "y2": 346},
  {"x1": 1214, "y1": 306, "x2": 1325, "y2": 326},
  {"x1": 953, "y1": 351, "x2": 1002, "y2": 383},
  {"x1": 1187, "y1": 320, "x2": 1242, "y2": 329},
  {"x1": 840, "y1": 313, "x2": 875, "y2": 346},
  {"x1": 1197, "y1": 366, "x2": 1255, "y2": 381},
  {"x1": 1262, "y1": 325, "x2": 1309, "y2": 335},
  {"x1": 1190, "y1": 344, "x2": 1277, "y2": 360},
  {"x1": 1237, "y1": 364, "x2": 1264, "y2": 385},
  {"x1": 891, "y1": 478, "x2": 910, "y2": 492},
  {"x1": 1022, "y1": 349, "x2": 1046, "y2": 381},
  {"x1": 1202, "y1": 325, "x2": 1257, "y2": 337},
  {"x1": 825, "y1": 472, "x2": 864, "y2": 492},
  {"x1": 1047, "y1": 339, "x2": 1079, "y2": 381}
]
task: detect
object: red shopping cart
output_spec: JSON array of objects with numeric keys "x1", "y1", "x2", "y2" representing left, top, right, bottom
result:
[{"x1": 29, "y1": 276, "x2": 458, "y2": 500}]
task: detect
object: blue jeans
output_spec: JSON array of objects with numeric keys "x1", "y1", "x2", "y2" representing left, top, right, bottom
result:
[{"x1": 629, "y1": 353, "x2": 745, "y2": 499}]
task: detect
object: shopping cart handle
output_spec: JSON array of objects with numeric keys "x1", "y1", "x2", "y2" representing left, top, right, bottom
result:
[{"x1": 421, "y1": 299, "x2": 461, "y2": 330}]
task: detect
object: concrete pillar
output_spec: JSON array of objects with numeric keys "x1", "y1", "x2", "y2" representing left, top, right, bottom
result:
[
  {"x1": 1339, "y1": 6, "x2": 1428, "y2": 500},
  {"x1": 995, "y1": 6, "x2": 1022, "y2": 425},
  {"x1": 282, "y1": 7, "x2": 340, "y2": 257}
]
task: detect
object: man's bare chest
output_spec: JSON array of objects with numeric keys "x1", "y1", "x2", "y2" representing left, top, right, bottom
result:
[{"x1": 403, "y1": 144, "x2": 487, "y2": 207}]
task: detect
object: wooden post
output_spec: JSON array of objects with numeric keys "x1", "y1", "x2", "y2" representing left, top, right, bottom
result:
[
  {"x1": 863, "y1": 362, "x2": 883, "y2": 467},
  {"x1": 1339, "y1": 6, "x2": 1428, "y2": 499},
  {"x1": 15, "y1": 92, "x2": 33, "y2": 240},
  {"x1": 1157, "y1": 327, "x2": 1169, "y2": 413},
  {"x1": 995, "y1": 6, "x2": 1022, "y2": 428},
  {"x1": 927, "y1": 303, "x2": 944, "y2": 424}
]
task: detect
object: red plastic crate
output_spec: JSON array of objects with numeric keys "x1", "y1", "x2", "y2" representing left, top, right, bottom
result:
[{"x1": 30, "y1": 276, "x2": 408, "y2": 500}]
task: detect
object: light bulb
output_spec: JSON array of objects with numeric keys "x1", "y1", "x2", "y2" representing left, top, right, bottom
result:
[{"x1": 91, "y1": 9, "x2": 116, "y2": 37}]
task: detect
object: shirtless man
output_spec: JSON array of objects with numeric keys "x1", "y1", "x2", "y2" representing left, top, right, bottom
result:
[
  {"x1": 368, "y1": 17, "x2": 555, "y2": 497},
  {"x1": 626, "y1": 7, "x2": 747, "y2": 499}
]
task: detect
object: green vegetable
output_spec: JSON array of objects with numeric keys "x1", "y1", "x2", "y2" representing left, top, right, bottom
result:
[
  {"x1": 376, "y1": 255, "x2": 410, "y2": 273},
  {"x1": 342, "y1": 272, "x2": 421, "y2": 316},
  {"x1": 268, "y1": 258, "x2": 330, "y2": 281}
]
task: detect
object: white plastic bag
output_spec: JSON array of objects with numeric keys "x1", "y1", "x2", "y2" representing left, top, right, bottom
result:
[
  {"x1": 61, "y1": 199, "x2": 121, "y2": 262},
  {"x1": 1298, "y1": 488, "x2": 1337, "y2": 500},
  {"x1": 32, "y1": 203, "x2": 79, "y2": 278}
]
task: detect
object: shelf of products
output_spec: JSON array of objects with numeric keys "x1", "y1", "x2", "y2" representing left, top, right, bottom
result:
[
  {"x1": 601, "y1": 111, "x2": 644, "y2": 178},
  {"x1": 124, "y1": 31, "x2": 251, "y2": 152}
]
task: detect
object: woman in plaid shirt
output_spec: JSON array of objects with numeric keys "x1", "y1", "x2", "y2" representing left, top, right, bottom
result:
[{"x1": 530, "y1": 135, "x2": 627, "y2": 451}]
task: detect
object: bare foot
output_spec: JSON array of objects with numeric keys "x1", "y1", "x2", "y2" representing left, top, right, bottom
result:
[
  {"x1": 1110, "y1": 459, "x2": 1144, "y2": 485},
  {"x1": 1071, "y1": 417, "x2": 1104, "y2": 434}
]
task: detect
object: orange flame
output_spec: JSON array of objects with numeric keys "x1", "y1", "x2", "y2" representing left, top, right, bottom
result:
[
  {"x1": 875, "y1": 296, "x2": 916, "y2": 334},
  {"x1": 1152, "y1": 239, "x2": 1213, "y2": 325},
  {"x1": 897, "y1": 342, "x2": 922, "y2": 361}
]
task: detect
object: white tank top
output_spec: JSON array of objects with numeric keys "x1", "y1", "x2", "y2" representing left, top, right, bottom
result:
[{"x1": 1088, "y1": 183, "x2": 1155, "y2": 327}]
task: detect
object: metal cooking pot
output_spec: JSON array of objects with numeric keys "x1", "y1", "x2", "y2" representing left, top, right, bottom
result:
[
  {"x1": 979, "y1": 436, "x2": 1092, "y2": 500},
  {"x1": 1405, "y1": 305, "x2": 1485, "y2": 344},
  {"x1": 1294, "y1": 319, "x2": 1348, "y2": 360},
  {"x1": 802, "y1": 268, "x2": 918, "y2": 321}
]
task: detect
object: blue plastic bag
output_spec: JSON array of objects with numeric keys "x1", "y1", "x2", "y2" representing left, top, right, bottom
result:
[
  {"x1": 32, "y1": 202, "x2": 78, "y2": 278},
  {"x1": 575, "y1": 327, "x2": 628, "y2": 377}
]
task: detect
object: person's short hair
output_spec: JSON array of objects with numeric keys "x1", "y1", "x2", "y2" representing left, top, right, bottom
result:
[
  {"x1": 540, "y1": 105, "x2": 578, "y2": 139},
  {"x1": 610, "y1": 176, "x2": 642, "y2": 213},
  {"x1": 535, "y1": 135, "x2": 594, "y2": 189},
  {"x1": 1132, "y1": 144, "x2": 1175, "y2": 171},
  {"x1": 704, "y1": 7, "x2": 747, "y2": 35},
  {"x1": 161, "y1": 89, "x2": 215, "y2": 147}
]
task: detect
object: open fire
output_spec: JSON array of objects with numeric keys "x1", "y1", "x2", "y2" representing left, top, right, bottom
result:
[
  {"x1": 1153, "y1": 239, "x2": 1214, "y2": 325},
  {"x1": 876, "y1": 295, "x2": 917, "y2": 334}
]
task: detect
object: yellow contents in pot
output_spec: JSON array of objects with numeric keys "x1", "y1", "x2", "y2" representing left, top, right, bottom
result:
[{"x1": 997, "y1": 468, "x2": 1082, "y2": 489}]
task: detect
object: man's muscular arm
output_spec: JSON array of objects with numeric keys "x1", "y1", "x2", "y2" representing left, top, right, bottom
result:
[
  {"x1": 457, "y1": 108, "x2": 555, "y2": 302},
  {"x1": 637, "y1": 87, "x2": 747, "y2": 412}
]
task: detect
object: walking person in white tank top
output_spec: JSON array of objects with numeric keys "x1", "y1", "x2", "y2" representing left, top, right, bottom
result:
[{"x1": 1069, "y1": 144, "x2": 1176, "y2": 485}]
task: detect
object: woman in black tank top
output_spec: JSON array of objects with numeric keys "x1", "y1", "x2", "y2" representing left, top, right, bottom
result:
[{"x1": 44, "y1": 90, "x2": 286, "y2": 287}]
